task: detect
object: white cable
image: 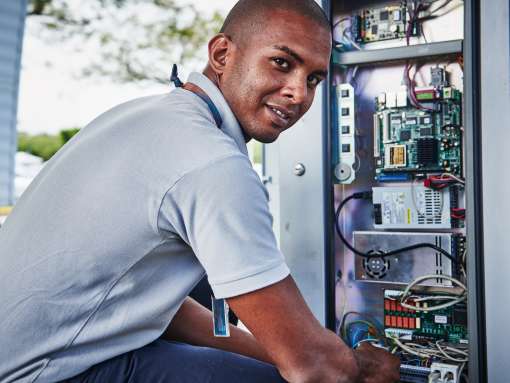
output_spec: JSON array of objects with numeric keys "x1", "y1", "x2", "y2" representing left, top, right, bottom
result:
[
  {"x1": 460, "y1": 248, "x2": 467, "y2": 280},
  {"x1": 435, "y1": 340, "x2": 469, "y2": 362},
  {"x1": 412, "y1": 295, "x2": 463, "y2": 302},
  {"x1": 441, "y1": 172, "x2": 465, "y2": 185},
  {"x1": 402, "y1": 274, "x2": 467, "y2": 294},
  {"x1": 391, "y1": 336, "x2": 434, "y2": 358},
  {"x1": 459, "y1": 362, "x2": 466, "y2": 379},
  {"x1": 401, "y1": 295, "x2": 466, "y2": 312},
  {"x1": 353, "y1": 338, "x2": 380, "y2": 349},
  {"x1": 399, "y1": 274, "x2": 467, "y2": 311},
  {"x1": 342, "y1": 28, "x2": 362, "y2": 50},
  {"x1": 392, "y1": 336, "x2": 469, "y2": 365}
]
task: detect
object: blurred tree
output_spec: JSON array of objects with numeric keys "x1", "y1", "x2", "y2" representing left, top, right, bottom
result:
[
  {"x1": 18, "y1": 128, "x2": 81, "y2": 161},
  {"x1": 60, "y1": 128, "x2": 80, "y2": 143},
  {"x1": 26, "y1": 0, "x2": 223, "y2": 84}
]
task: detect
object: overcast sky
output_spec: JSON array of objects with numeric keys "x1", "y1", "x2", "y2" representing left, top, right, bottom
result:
[{"x1": 17, "y1": 0, "x2": 238, "y2": 135}]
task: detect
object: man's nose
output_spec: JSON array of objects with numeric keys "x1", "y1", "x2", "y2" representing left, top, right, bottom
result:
[{"x1": 281, "y1": 76, "x2": 308, "y2": 104}]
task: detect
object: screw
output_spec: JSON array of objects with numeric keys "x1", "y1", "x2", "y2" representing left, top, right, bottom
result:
[{"x1": 293, "y1": 163, "x2": 306, "y2": 176}]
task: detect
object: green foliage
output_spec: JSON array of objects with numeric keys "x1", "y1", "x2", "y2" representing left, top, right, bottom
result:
[
  {"x1": 60, "y1": 128, "x2": 80, "y2": 143},
  {"x1": 18, "y1": 128, "x2": 81, "y2": 161},
  {"x1": 252, "y1": 141, "x2": 263, "y2": 165}
]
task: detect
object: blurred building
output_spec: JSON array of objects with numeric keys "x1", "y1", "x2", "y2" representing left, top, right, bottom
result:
[
  {"x1": 15, "y1": 151, "x2": 44, "y2": 201},
  {"x1": 0, "y1": 1, "x2": 27, "y2": 206}
]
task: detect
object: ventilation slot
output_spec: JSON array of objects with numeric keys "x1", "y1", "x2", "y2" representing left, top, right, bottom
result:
[{"x1": 417, "y1": 189, "x2": 442, "y2": 225}]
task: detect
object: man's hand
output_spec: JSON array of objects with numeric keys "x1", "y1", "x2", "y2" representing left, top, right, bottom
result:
[
  {"x1": 353, "y1": 343, "x2": 401, "y2": 383},
  {"x1": 227, "y1": 276, "x2": 360, "y2": 383}
]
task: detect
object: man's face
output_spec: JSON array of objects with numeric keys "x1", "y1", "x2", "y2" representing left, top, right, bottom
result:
[{"x1": 220, "y1": 10, "x2": 331, "y2": 143}]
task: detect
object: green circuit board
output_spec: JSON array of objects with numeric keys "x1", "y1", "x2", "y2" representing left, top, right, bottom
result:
[
  {"x1": 374, "y1": 89, "x2": 463, "y2": 178},
  {"x1": 384, "y1": 290, "x2": 468, "y2": 344},
  {"x1": 351, "y1": 4, "x2": 416, "y2": 44}
]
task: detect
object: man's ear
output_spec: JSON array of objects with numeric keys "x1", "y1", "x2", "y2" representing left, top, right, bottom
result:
[{"x1": 207, "y1": 34, "x2": 232, "y2": 76}]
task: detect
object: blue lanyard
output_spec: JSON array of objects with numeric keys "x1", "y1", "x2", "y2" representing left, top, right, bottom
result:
[
  {"x1": 170, "y1": 65, "x2": 229, "y2": 337},
  {"x1": 171, "y1": 65, "x2": 223, "y2": 129}
]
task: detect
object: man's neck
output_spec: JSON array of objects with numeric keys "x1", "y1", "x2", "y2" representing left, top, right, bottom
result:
[{"x1": 202, "y1": 66, "x2": 252, "y2": 143}]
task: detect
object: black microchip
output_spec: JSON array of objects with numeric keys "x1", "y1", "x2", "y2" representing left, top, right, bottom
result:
[
  {"x1": 371, "y1": 25, "x2": 378, "y2": 34},
  {"x1": 420, "y1": 127, "x2": 433, "y2": 136},
  {"x1": 352, "y1": 15, "x2": 362, "y2": 42},
  {"x1": 453, "y1": 306, "x2": 468, "y2": 326},
  {"x1": 341, "y1": 89, "x2": 350, "y2": 98},
  {"x1": 342, "y1": 144, "x2": 351, "y2": 153},
  {"x1": 374, "y1": 204, "x2": 383, "y2": 224},
  {"x1": 416, "y1": 138, "x2": 439, "y2": 165},
  {"x1": 400, "y1": 130, "x2": 411, "y2": 141},
  {"x1": 380, "y1": 10, "x2": 389, "y2": 20},
  {"x1": 341, "y1": 108, "x2": 350, "y2": 116},
  {"x1": 342, "y1": 125, "x2": 350, "y2": 134}
]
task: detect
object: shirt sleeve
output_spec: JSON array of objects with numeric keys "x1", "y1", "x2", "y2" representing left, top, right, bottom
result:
[{"x1": 157, "y1": 154, "x2": 290, "y2": 299}]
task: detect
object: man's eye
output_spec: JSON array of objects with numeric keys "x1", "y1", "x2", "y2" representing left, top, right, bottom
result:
[
  {"x1": 273, "y1": 58, "x2": 290, "y2": 69},
  {"x1": 308, "y1": 75, "x2": 321, "y2": 87}
]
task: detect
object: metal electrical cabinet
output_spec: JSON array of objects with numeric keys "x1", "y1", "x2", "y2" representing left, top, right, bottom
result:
[{"x1": 264, "y1": 1, "x2": 510, "y2": 382}]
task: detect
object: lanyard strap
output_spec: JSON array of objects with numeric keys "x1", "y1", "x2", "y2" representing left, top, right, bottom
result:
[
  {"x1": 181, "y1": 82, "x2": 223, "y2": 129},
  {"x1": 170, "y1": 64, "x2": 223, "y2": 128}
]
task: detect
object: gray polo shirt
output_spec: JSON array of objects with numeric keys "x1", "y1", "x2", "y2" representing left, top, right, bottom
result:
[{"x1": 0, "y1": 72, "x2": 290, "y2": 383}]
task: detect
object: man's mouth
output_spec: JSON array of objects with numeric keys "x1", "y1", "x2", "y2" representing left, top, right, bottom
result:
[{"x1": 265, "y1": 104, "x2": 293, "y2": 128}]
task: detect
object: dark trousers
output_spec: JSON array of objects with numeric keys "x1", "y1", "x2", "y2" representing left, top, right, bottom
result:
[
  {"x1": 63, "y1": 278, "x2": 284, "y2": 382},
  {"x1": 63, "y1": 340, "x2": 286, "y2": 382}
]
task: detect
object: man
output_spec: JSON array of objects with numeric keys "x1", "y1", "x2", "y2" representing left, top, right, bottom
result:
[{"x1": 0, "y1": 0, "x2": 400, "y2": 382}]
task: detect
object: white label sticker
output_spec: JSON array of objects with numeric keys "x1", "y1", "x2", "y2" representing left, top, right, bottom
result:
[{"x1": 434, "y1": 315, "x2": 448, "y2": 324}]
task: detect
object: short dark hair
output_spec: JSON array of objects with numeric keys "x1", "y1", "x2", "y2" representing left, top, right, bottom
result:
[{"x1": 220, "y1": 0, "x2": 331, "y2": 42}]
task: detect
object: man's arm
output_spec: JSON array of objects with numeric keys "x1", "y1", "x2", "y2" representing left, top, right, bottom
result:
[
  {"x1": 165, "y1": 276, "x2": 399, "y2": 383},
  {"x1": 162, "y1": 297, "x2": 273, "y2": 364},
  {"x1": 227, "y1": 276, "x2": 400, "y2": 383},
  {"x1": 226, "y1": 275, "x2": 360, "y2": 383}
]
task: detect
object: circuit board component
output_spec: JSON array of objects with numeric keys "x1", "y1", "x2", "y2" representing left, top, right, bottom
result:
[
  {"x1": 384, "y1": 290, "x2": 468, "y2": 344},
  {"x1": 352, "y1": 3, "x2": 415, "y2": 44},
  {"x1": 354, "y1": 231, "x2": 464, "y2": 285},
  {"x1": 372, "y1": 185, "x2": 459, "y2": 229},
  {"x1": 374, "y1": 71, "x2": 463, "y2": 178},
  {"x1": 334, "y1": 83, "x2": 357, "y2": 184}
]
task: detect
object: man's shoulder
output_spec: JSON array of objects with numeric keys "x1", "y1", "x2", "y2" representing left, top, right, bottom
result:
[{"x1": 90, "y1": 89, "x2": 241, "y2": 171}]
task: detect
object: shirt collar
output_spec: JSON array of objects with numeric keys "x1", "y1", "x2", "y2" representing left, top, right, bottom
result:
[{"x1": 187, "y1": 72, "x2": 248, "y2": 156}]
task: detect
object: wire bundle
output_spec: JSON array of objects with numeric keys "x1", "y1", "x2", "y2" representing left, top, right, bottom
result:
[
  {"x1": 424, "y1": 173, "x2": 465, "y2": 190},
  {"x1": 390, "y1": 336, "x2": 468, "y2": 363},
  {"x1": 399, "y1": 274, "x2": 467, "y2": 311}
]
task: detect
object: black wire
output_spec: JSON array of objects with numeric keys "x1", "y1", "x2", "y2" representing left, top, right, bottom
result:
[
  {"x1": 334, "y1": 194, "x2": 371, "y2": 257},
  {"x1": 418, "y1": 0, "x2": 455, "y2": 21},
  {"x1": 333, "y1": 17, "x2": 350, "y2": 29},
  {"x1": 334, "y1": 192, "x2": 458, "y2": 264},
  {"x1": 429, "y1": 0, "x2": 453, "y2": 15}
]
